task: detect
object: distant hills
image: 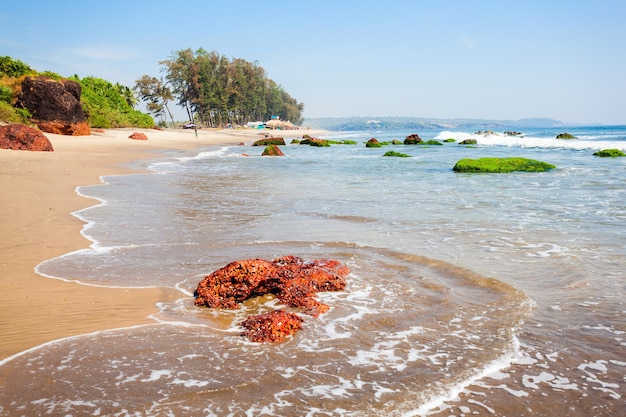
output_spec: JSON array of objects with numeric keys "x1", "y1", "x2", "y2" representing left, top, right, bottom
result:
[{"x1": 301, "y1": 116, "x2": 565, "y2": 131}]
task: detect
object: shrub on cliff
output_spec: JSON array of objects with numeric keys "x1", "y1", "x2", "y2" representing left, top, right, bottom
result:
[
  {"x1": 453, "y1": 157, "x2": 556, "y2": 173},
  {"x1": 70, "y1": 76, "x2": 153, "y2": 128}
]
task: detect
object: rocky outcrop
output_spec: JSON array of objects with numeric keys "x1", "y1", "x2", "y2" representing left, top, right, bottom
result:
[
  {"x1": 195, "y1": 256, "x2": 350, "y2": 342},
  {"x1": 262, "y1": 144, "x2": 284, "y2": 156},
  {"x1": 0, "y1": 123, "x2": 53, "y2": 151},
  {"x1": 129, "y1": 132, "x2": 148, "y2": 140},
  {"x1": 404, "y1": 133, "x2": 423, "y2": 144},
  {"x1": 17, "y1": 76, "x2": 90, "y2": 136}
]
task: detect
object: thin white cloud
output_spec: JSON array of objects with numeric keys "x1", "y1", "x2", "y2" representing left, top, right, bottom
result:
[
  {"x1": 70, "y1": 44, "x2": 138, "y2": 62},
  {"x1": 460, "y1": 34, "x2": 478, "y2": 49}
]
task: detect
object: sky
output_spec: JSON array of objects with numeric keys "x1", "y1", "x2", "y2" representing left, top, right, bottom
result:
[{"x1": 1, "y1": 0, "x2": 625, "y2": 125}]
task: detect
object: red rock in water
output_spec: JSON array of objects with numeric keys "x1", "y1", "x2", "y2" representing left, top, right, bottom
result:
[
  {"x1": 194, "y1": 256, "x2": 350, "y2": 342},
  {"x1": 0, "y1": 123, "x2": 54, "y2": 151},
  {"x1": 194, "y1": 259, "x2": 278, "y2": 309},
  {"x1": 129, "y1": 132, "x2": 148, "y2": 140},
  {"x1": 241, "y1": 310, "x2": 303, "y2": 343}
]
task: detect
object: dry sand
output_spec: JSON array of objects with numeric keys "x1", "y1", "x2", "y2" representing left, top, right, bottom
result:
[{"x1": 0, "y1": 127, "x2": 326, "y2": 360}]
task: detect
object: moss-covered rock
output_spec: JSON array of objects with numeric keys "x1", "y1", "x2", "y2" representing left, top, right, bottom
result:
[
  {"x1": 383, "y1": 150, "x2": 410, "y2": 157},
  {"x1": 391, "y1": 139, "x2": 403, "y2": 145},
  {"x1": 556, "y1": 133, "x2": 577, "y2": 139},
  {"x1": 421, "y1": 140, "x2": 443, "y2": 146},
  {"x1": 459, "y1": 139, "x2": 477, "y2": 145},
  {"x1": 443, "y1": 138, "x2": 456, "y2": 143},
  {"x1": 593, "y1": 148, "x2": 626, "y2": 157},
  {"x1": 253, "y1": 137, "x2": 286, "y2": 146},
  {"x1": 366, "y1": 138, "x2": 382, "y2": 148},
  {"x1": 326, "y1": 139, "x2": 357, "y2": 145},
  {"x1": 262, "y1": 144, "x2": 284, "y2": 156},
  {"x1": 453, "y1": 157, "x2": 556, "y2": 173}
]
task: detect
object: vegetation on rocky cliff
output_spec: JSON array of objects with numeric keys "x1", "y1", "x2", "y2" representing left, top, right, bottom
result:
[{"x1": 0, "y1": 55, "x2": 153, "y2": 128}]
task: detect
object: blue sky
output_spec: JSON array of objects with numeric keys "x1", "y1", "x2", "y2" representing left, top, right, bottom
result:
[{"x1": 1, "y1": 1, "x2": 624, "y2": 124}]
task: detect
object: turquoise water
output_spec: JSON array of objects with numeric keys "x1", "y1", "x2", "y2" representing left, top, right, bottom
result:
[{"x1": 1, "y1": 126, "x2": 625, "y2": 416}]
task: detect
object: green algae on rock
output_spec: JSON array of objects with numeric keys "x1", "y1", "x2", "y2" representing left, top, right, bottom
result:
[
  {"x1": 453, "y1": 157, "x2": 556, "y2": 173},
  {"x1": 383, "y1": 150, "x2": 410, "y2": 157},
  {"x1": 593, "y1": 148, "x2": 626, "y2": 157},
  {"x1": 556, "y1": 133, "x2": 577, "y2": 139}
]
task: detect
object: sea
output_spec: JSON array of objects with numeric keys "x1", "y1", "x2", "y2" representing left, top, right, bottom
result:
[{"x1": 1, "y1": 126, "x2": 625, "y2": 416}]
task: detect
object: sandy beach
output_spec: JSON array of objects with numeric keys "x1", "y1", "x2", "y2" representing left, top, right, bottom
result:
[{"x1": 0, "y1": 126, "x2": 325, "y2": 360}]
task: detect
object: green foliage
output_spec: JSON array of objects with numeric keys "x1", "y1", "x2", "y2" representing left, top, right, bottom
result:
[
  {"x1": 593, "y1": 149, "x2": 626, "y2": 157},
  {"x1": 0, "y1": 101, "x2": 23, "y2": 122},
  {"x1": 0, "y1": 85, "x2": 12, "y2": 103},
  {"x1": 0, "y1": 56, "x2": 33, "y2": 78},
  {"x1": 453, "y1": 157, "x2": 556, "y2": 173},
  {"x1": 383, "y1": 150, "x2": 410, "y2": 157},
  {"x1": 159, "y1": 48, "x2": 303, "y2": 128},
  {"x1": 73, "y1": 76, "x2": 153, "y2": 128}
]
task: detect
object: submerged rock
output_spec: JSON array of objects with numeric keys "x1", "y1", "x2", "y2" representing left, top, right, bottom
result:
[
  {"x1": 592, "y1": 148, "x2": 626, "y2": 157},
  {"x1": 383, "y1": 150, "x2": 410, "y2": 157},
  {"x1": 453, "y1": 157, "x2": 556, "y2": 173},
  {"x1": 0, "y1": 123, "x2": 54, "y2": 151},
  {"x1": 459, "y1": 139, "x2": 478, "y2": 145},
  {"x1": 241, "y1": 310, "x2": 304, "y2": 343},
  {"x1": 194, "y1": 256, "x2": 350, "y2": 342}
]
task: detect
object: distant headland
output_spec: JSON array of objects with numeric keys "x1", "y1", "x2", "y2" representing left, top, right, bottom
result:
[{"x1": 303, "y1": 116, "x2": 566, "y2": 131}]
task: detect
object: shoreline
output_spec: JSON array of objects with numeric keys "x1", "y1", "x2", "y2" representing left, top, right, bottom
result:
[{"x1": 0, "y1": 127, "x2": 328, "y2": 360}]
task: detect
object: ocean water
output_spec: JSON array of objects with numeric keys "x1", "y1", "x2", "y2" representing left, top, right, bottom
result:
[{"x1": 1, "y1": 126, "x2": 625, "y2": 416}]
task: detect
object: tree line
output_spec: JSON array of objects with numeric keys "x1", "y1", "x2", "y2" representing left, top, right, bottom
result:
[{"x1": 135, "y1": 48, "x2": 304, "y2": 128}]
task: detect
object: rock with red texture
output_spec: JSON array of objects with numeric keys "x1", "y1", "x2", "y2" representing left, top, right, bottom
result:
[
  {"x1": 129, "y1": 132, "x2": 148, "y2": 140},
  {"x1": 194, "y1": 259, "x2": 278, "y2": 309},
  {"x1": 17, "y1": 76, "x2": 90, "y2": 136},
  {"x1": 0, "y1": 123, "x2": 54, "y2": 151},
  {"x1": 194, "y1": 256, "x2": 350, "y2": 341},
  {"x1": 404, "y1": 133, "x2": 423, "y2": 145},
  {"x1": 241, "y1": 310, "x2": 303, "y2": 343}
]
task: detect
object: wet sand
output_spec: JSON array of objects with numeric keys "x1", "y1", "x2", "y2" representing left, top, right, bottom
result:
[{"x1": 0, "y1": 127, "x2": 322, "y2": 360}]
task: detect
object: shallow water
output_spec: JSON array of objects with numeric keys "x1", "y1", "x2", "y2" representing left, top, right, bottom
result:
[{"x1": 1, "y1": 126, "x2": 625, "y2": 416}]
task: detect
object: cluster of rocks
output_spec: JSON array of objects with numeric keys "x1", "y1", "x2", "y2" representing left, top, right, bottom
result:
[{"x1": 194, "y1": 256, "x2": 350, "y2": 342}]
